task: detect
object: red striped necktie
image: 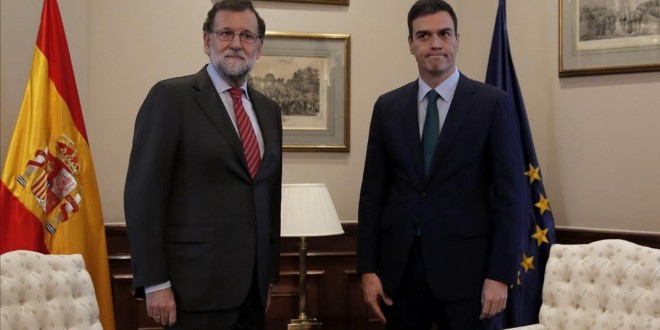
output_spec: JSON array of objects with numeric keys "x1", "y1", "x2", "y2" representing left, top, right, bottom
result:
[{"x1": 229, "y1": 87, "x2": 261, "y2": 179}]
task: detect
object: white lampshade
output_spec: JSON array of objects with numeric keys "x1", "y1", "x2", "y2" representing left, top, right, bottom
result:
[{"x1": 281, "y1": 183, "x2": 344, "y2": 237}]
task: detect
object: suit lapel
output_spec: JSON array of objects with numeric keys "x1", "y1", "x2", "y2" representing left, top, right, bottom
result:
[
  {"x1": 248, "y1": 86, "x2": 277, "y2": 181},
  {"x1": 430, "y1": 74, "x2": 476, "y2": 175},
  {"x1": 399, "y1": 82, "x2": 426, "y2": 182},
  {"x1": 192, "y1": 68, "x2": 247, "y2": 169}
]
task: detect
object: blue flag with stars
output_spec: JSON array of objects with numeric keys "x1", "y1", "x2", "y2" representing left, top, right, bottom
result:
[{"x1": 485, "y1": 0, "x2": 556, "y2": 327}]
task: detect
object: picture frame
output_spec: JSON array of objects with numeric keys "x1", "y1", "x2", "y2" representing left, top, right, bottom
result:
[
  {"x1": 559, "y1": 0, "x2": 660, "y2": 77},
  {"x1": 250, "y1": 32, "x2": 351, "y2": 152},
  {"x1": 257, "y1": 0, "x2": 349, "y2": 5}
]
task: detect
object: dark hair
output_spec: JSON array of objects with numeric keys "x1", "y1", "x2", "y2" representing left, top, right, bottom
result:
[
  {"x1": 203, "y1": 0, "x2": 266, "y2": 38},
  {"x1": 407, "y1": 0, "x2": 458, "y2": 39}
]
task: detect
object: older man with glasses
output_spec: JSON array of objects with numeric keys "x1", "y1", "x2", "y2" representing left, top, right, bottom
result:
[{"x1": 124, "y1": 0, "x2": 283, "y2": 329}]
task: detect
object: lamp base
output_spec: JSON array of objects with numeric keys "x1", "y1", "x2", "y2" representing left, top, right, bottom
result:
[{"x1": 287, "y1": 318, "x2": 322, "y2": 330}]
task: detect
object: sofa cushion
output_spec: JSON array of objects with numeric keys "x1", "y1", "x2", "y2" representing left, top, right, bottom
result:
[
  {"x1": 538, "y1": 239, "x2": 659, "y2": 330},
  {"x1": 0, "y1": 250, "x2": 102, "y2": 330}
]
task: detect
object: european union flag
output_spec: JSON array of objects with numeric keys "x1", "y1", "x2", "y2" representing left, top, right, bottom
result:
[{"x1": 485, "y1": 0, "x2": 557, "y2": 327}]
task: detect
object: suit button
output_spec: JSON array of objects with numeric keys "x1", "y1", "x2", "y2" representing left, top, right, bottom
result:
[{"x1": 421, "y1": 192, "x2": 427, "y2": 197}]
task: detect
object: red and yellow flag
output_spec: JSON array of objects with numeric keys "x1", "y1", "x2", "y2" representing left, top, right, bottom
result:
[{"x1": 0, "y1": 0, "x2": 115, "y2": 328}]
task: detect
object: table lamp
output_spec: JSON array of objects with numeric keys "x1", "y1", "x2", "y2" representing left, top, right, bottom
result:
[{"x1": 281, "y1": 183, "x2": 344, "y2": 329}]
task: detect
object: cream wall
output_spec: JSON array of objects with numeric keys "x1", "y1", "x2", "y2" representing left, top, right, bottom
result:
[{"x1": 2, "y1": 0, "x2": 659, "y2": 232}]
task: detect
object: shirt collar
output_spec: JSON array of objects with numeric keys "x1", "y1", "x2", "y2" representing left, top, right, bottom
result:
[
  {"x1": 417, "y1": 68, "x2": 460, "y2": 103},
  {"x1": 206, "y1": 63, "x2": 249, "y2": 99}
]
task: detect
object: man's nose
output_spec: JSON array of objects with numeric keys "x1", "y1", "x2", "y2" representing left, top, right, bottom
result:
[
  {"x1": 430, "y1": 35, "x2": 443, "y2": 48},
  {"x1": 229, "y1": 34, "x2": 243, "y2": 48}
]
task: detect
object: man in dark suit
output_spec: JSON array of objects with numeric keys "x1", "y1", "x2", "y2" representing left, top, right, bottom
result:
[
  {"x1": 357, "y1": 0, "x2": 526, "y2": 329},
  {"x1": 124, "y1": 1, "x2": 282, "y2": 329}
]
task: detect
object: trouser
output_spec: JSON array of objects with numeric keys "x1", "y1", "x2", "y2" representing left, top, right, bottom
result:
[
  {"x1": 382, "y1": 238, "x2": 503, "y2": 330},
  {"x1": 165, "y1": 270, "x2": 265, "y2": 330}
]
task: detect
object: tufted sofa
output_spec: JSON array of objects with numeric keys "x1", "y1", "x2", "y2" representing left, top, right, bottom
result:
[
  {"x1": 0, "y1": 250, "x2": 102, "y2": 330},
  {"x1": 507, "y1": 239, "x2": 660, "y2": 330}
]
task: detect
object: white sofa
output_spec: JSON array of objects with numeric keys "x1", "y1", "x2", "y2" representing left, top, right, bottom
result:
[
  {"x1": 0, "y1": 250, "x2": 102, "y2": 330},
  {"x1": 507, "y1": 239, "x2": 660, "y2": 330}
]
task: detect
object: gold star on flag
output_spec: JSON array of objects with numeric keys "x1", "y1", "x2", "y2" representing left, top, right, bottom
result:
[
  {"x1": 515, "y1": 270, "x2": 522, "y2": 287},
  {"x1": 531, "y1": 225, "x2": 549, "y2": 246},
  {"x1": 535, "y1": 194, "x2": 551, "y2": 215},
  {"x1": 524, "y1": 163, "x2": 541, "y2": 184},
  {"x1": 521, "y1": 253, "x2": 535, "y2": 273}
]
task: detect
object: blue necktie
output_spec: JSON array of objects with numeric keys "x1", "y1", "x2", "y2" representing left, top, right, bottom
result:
[{"x1": 422, "y1": 90, "x2": 440, "y2": 175}]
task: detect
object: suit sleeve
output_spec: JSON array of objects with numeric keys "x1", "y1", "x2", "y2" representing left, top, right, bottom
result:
[
  {"x1": 486, "y1": 94, "x2": 527, "y2": 284},
  {"x1": 124, "y1": 82, "x2": 180, "y2": 294},
  {"x1": 269, "y1": 103, "x2": 283, "y2": 284},
  {"x1": 357, "y1": 96, "x2": 391, "y2": 274}
]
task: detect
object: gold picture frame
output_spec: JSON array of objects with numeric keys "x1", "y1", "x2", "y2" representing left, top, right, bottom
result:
[
  {"x1": 257, "y1": 0, "x2": 349, "y2": 5},
  {"x1": 250, "y1": 32, "x2": 351, "y2": 152},
  {"x1": 559, "y1": 0, "x2": 660, "y2": 77}
]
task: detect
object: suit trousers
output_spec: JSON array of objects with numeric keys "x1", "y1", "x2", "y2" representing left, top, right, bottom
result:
[
  {"x1": 381, "y1": 238, "x2": 502, "y2": 330},
  {"x1": 164, "y1": 270, "x2": 265, "y2": 330}
]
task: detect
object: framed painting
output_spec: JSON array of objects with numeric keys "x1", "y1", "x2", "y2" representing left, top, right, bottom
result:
[
  {"x1": 257, "y1": 0, "x2": 349, "y2": 5},
  {"x1": 559, "y1": 0, "x2": 660, "y2": 77},
  {"x1": 249, "y1": 32, "x2": 351, "y2": 152}
]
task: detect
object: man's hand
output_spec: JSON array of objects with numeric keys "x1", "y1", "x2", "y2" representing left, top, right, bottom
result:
[
  {"x1": 361, "y1": 273, "x2": 392, "y2": 323},
  {"x1": 146, "y1": 288, "x2": 177, "y2": 326},
  {"x1": 480, "y1": 279, "x2": 508, "y2": 320}
]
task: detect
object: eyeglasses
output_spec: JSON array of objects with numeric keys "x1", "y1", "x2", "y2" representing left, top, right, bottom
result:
[{"x1": 211, "y1": 30, "x2": 261, "y2": 44}]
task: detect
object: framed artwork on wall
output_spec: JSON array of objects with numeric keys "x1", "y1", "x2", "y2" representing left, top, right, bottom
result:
[
  {"x1": 250, "y1": 32, "x2": 350, "y2": 152},
  {"x1": 257, "y1": 0, "x2": 349, "y2": 5},
  {"x1": 559, "y1": 0, "x2": 660, "y2": 77}
]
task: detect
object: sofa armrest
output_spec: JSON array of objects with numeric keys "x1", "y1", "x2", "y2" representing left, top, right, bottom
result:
[{"x1": 505, "y1": 324, "x2": 546, "y2": 330}]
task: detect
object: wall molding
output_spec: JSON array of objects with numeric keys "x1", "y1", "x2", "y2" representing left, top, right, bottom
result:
[{"x1": 554, "y1": 225, "x2": 660, "y2": 249}]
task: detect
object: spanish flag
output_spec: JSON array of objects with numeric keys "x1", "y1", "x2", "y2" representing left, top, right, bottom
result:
[{"x1": 0, "y1": 0, "x2": 115, "y2": 328}]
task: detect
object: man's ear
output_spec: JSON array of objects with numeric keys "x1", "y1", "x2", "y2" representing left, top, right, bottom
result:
[
  {"x1": 256, "y1": 39, "x2": 264, "y2": 60},
  {"x1": 203, "y1": 33, "x2": 211, "y2": 55}
]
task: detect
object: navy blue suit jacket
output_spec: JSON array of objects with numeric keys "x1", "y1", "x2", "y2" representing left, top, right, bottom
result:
[{"x1": 357, "y1": 74, "x2": 526, "y2": 301}]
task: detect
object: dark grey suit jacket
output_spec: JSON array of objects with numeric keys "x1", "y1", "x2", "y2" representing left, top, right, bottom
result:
[
  {"x1": 357, "y1": 74, "x2": 526, "y2": 301},
  {"x1": 124, "y1": 66, "x2": 282, "y2": 311}
]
